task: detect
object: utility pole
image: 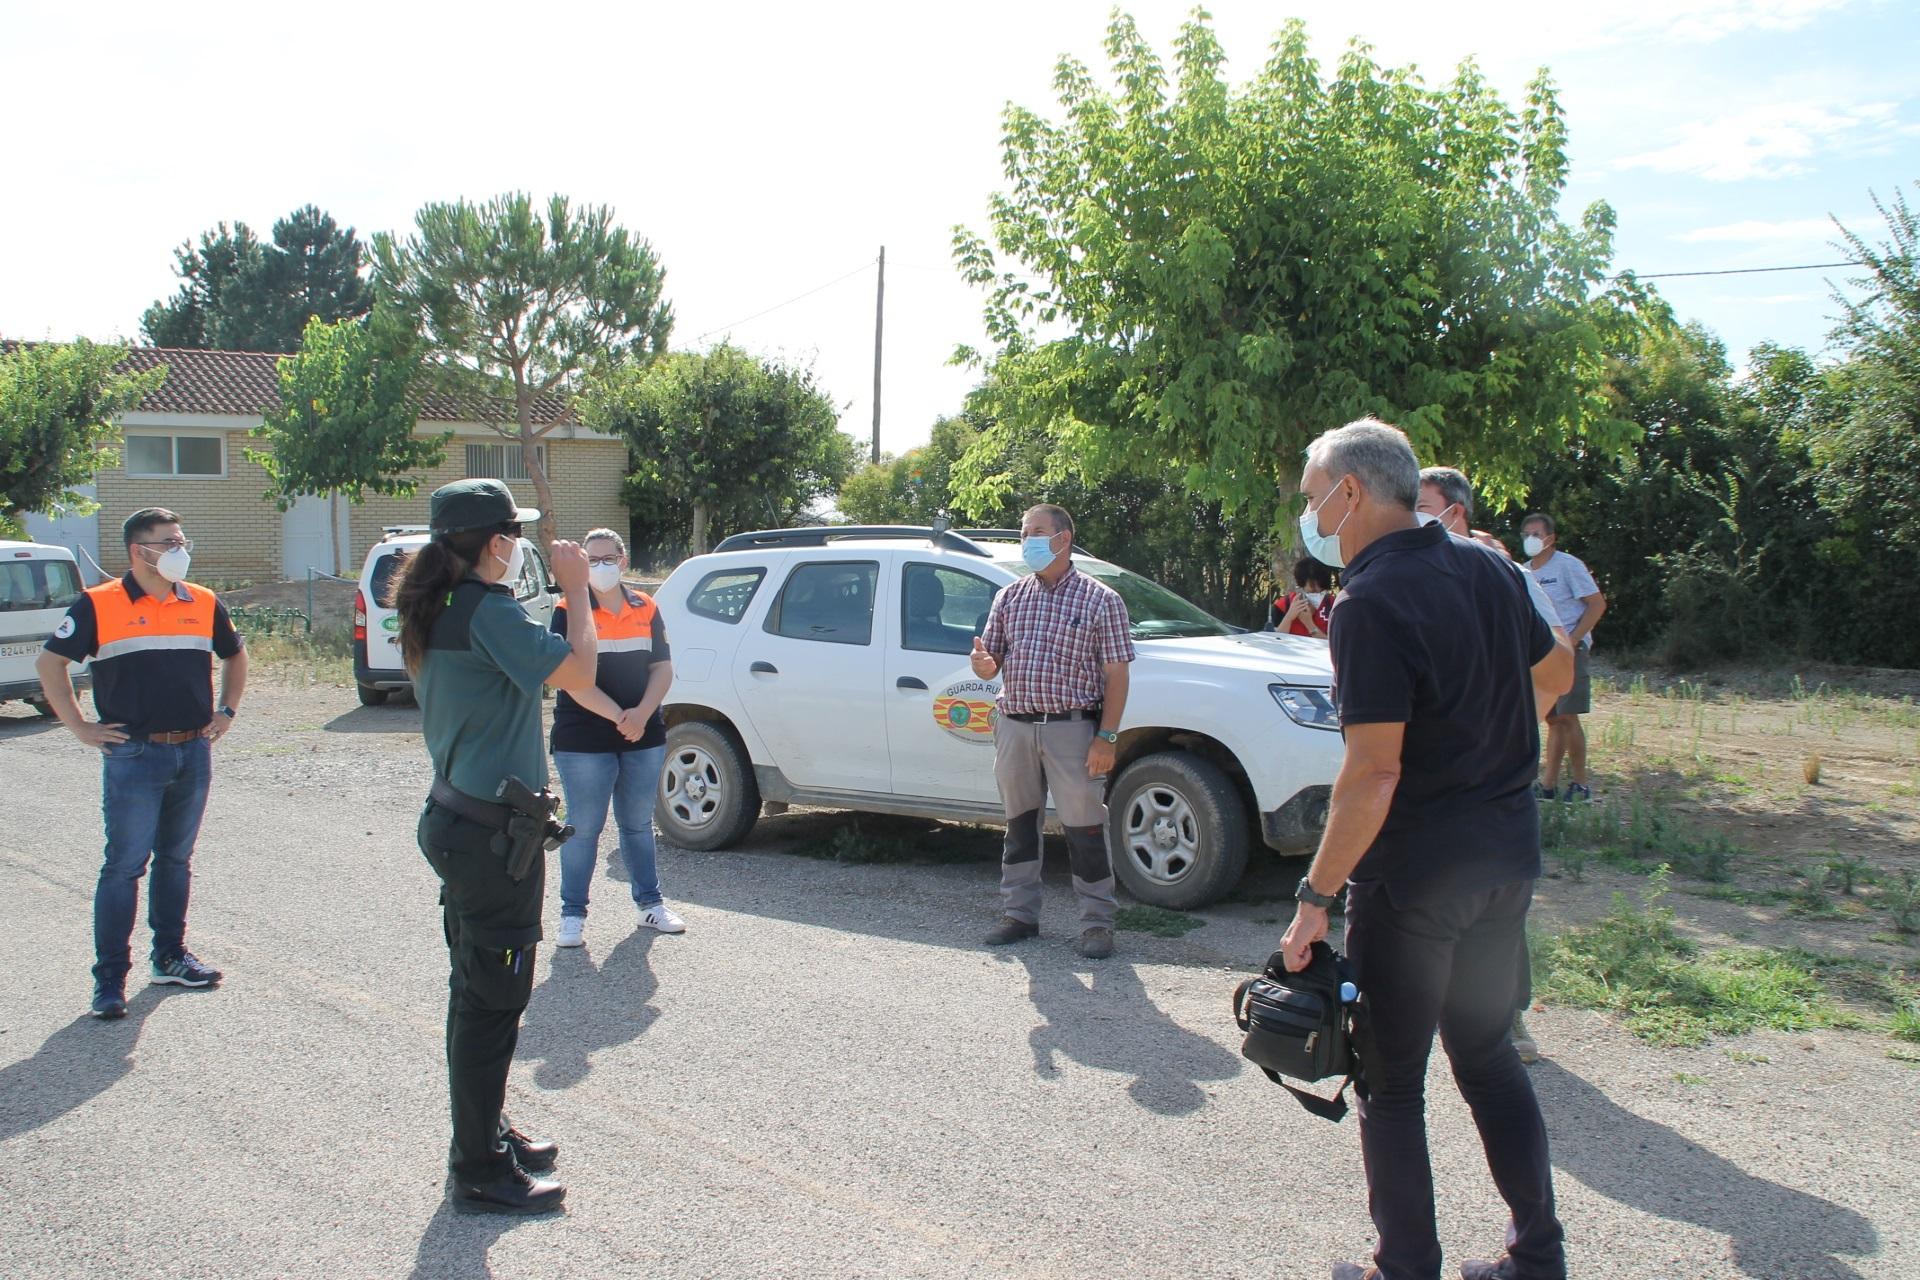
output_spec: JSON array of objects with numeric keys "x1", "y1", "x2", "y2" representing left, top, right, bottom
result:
[{"x1": 871, "y1": 245, "x2": 885, "y2": 464}]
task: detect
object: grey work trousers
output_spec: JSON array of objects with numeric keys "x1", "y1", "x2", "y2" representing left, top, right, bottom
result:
[{"x1": 992, "y1": 716, "x2": 1116, "y2": 929}]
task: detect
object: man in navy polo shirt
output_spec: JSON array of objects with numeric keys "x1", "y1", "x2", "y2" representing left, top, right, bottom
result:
[
  {"x1": 1278, "y1": 420, "x2": 1574, "y2": 1280},
  {"x1": 36, "y1": 507, "x2": 248, "y2": 1020}
]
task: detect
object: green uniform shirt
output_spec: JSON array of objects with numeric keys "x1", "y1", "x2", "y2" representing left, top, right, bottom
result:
[{"x1": 417, "y1": 579, "x2": 573, "y2": 798}]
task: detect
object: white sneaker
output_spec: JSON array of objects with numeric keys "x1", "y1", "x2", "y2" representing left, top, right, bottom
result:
[
  {"x1": 638, "y1": 904, "x2": 686, "y2": 934},
  {"x1": 556, "y1": 916, "x2": 585, "y2": 948}
]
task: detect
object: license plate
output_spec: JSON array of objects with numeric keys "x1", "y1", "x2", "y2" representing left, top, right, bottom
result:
[{"x1": 0, "y1": 641, "x2": 41, "y2": 660}]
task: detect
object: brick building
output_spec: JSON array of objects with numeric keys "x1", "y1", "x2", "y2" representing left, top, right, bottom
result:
[{"x1": 24, "y1": 347, "x2": 630, "y2": 584}]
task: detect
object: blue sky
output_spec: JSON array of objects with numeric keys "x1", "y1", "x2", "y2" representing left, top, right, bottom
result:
[{"x1": 3, "y1": 0, "x2": 1914, "y2": 458}]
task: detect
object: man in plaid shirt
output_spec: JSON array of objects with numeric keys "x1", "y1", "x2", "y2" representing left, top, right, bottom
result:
[{"x1": 971, "y1": 504, "x2": 1135, "y2": 958}]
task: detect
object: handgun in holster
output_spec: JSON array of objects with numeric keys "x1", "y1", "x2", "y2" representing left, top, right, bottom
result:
[{"x1": 490, "y1": 775, "x2": 574, "y2": 882}]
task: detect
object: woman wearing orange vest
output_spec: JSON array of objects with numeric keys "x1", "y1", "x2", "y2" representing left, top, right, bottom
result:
[{"x1": 550, "y1": 528, "x2": 681, "y2": 949}]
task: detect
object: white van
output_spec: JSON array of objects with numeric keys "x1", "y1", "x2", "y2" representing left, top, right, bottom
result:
[
  {"x1": 0, "y1": 540, "x2": 92, "y2": 715},
  {"x1": 352, "y1": 526, "x2": 556, "y2": 705}
]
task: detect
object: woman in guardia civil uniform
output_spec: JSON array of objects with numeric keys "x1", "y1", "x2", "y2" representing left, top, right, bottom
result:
[{"x1": 391, "y1": 478, "x2": 627, "y2": 1215}]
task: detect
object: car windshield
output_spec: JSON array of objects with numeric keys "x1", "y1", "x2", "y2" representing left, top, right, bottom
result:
[{"x1": 1012, "y1": 559, "x2": 1234, "y2": 639}]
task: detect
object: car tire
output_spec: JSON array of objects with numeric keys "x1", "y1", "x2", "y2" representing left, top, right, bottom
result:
[
  {"x1": 24, "y1": 696, "x2": 57, "y2": 719},
  {"x1": 1106, "y1": 751, "x2": 1250, "y2": 909},
  {"x1": 356, "y1": 682, "x2": 390, "y2": 707},
  {"x1": 657, "y1": 721, "x2": 761, "y2": 851}
]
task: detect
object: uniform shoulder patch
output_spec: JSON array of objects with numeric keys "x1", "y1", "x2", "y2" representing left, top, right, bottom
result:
[{"x1": 54, "y1": 616, "x2": 76, "y2": 640}]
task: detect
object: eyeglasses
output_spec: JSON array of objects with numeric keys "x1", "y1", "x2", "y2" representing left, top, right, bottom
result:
[
  {"x1": 587, "y1": 556, "x2": 623, "y2": 568},
  {"x1": 136, "y1": 538, "x2": 193, "y2": 552}
]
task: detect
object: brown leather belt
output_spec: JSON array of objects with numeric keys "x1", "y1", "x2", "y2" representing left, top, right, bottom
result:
[{"x1": 146, "y1": 729, "x2": 201, "y2": 744}]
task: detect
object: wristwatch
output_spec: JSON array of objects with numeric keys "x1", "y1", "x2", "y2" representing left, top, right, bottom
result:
[
  {"x1": 1295, "y1": 876, "x2": 1340, "y2": 909},
  {"x1": 219, "y1": 704, "x2": 238, "y2": 719},
  {"x1": 1096, "y1": 729, "x2": 1119, "y2": 744}
]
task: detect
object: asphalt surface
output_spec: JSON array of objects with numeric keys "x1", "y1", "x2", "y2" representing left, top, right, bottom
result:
[{"x1": 1, "y1": 682, "x2": 1914, "y2": 1280}]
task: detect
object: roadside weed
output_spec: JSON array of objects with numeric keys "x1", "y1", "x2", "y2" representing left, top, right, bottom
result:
[{"x1": 1113, "y1": 905, "x2": 1205, "y2": 937}]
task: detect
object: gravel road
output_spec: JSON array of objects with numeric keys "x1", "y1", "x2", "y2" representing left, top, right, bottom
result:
[{"x1": 1, "y1": 677, "x2": 1913, "y2": 1280}]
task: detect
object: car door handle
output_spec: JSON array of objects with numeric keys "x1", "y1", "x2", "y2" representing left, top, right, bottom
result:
[
  {"x1": 896, "y1": 676, "x2": 928, "y2": 690},
  {"x1": 749, "y1": 661, "x2": 779, "y2": 675}
]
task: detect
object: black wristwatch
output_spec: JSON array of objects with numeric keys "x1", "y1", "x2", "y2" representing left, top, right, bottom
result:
[
  {"x1": 219, "y1": 704, "x2": 238, "y2": 719},
  {"x1": 1295, "y1": 877, "x2": 1340, "y2": 909}
]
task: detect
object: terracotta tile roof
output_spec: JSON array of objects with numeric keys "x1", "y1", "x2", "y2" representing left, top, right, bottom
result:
[{"x1": 8, "y1": 343, "x2": 572, "y2": 424}]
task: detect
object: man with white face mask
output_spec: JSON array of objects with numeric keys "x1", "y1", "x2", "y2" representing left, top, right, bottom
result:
[
  {"x1": 1520, "y1": 513, "x2": 1606, "y2": 803},
  {"x1": 36, "y1": 507, "x2": 248, "y2": 1019}
]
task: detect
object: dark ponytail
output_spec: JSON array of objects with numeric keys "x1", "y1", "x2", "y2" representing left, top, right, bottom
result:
[{"x1": 390, "y1": 526, "x2": 503, "y2": 674}]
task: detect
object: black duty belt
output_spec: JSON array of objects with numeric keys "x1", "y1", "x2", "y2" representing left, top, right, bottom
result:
[
  {"x1": 1003, "y1": 708, "x2": 1102, "y2": 724},
  {"x1": 428, "y1": 776, "x2": 512, "y2": 830}
]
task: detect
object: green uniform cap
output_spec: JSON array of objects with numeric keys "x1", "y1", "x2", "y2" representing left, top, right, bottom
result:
[{"x1": 429, "y1": 478, "x2": 540, "y2": 535}]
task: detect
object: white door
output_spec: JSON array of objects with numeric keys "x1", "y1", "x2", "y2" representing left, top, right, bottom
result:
[
  {"x1": 733, "y1": 556, "x2": 892, "y2": 794},
  {"x1": 884, "y1": 559, "x2": 1006, "y2": 804},
  {"x1": 23, "y1": 485, "x2": 102, "y2": 582},
  {"x1": 281, "y1": 493, "x2": 341, "y2": 578}
]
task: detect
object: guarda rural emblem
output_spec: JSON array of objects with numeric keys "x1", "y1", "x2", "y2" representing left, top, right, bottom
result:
[{"x1": 933, "y1": 679, "x2": 997, "y2": 743}]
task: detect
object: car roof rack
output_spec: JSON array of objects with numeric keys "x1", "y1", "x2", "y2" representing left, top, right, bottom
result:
[
  {"x1": 956, "y1": 528, "x2": 1092, "y2": 554},
  {"x1": 712, "y1": 525, "x2": 992, "y2": 558},
  {"x1": 381, "y1": 524, "x2": 430, "y2": 536}
]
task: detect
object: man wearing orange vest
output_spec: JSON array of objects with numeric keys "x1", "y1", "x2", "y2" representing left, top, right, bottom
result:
[{"x1": 35, "y1": 507, "x2": 248, "y2": 1020}]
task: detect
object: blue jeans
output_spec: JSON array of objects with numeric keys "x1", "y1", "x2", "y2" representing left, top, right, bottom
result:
[
  {"x1": 553, "y1": 746, "x2": 666, "y2": 918},
  {"x1": 94, "y1": 737, "x2": 212, "y2": 988}
]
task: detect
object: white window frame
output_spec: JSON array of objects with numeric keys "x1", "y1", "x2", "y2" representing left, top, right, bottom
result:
[
  {"x1": 465, "y1": 440, "x2": 549, "y2": 482},
  {"x1": 122, "y1": 430, "x2": 228, "y2": 479}
]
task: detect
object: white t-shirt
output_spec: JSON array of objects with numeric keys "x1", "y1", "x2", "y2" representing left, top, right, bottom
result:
[{"x1": 1530, "y1": 550, "x2": 1600, "y2": 645}]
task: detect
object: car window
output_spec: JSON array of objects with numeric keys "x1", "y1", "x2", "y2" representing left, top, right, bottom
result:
[
  {"x1": 901, "y1": 562, "x2": 1000, "y2": 655},
  {"x1": 0, "y1": 558, "x2": 83, "y2": 613},
  {"x1": 515, "y1": 540, "x2": 548, "y2": 602},
  {"x1": 1013, "y1": 559, "x2": 1235, "y2": 639},
  {"x1": 764, "y1": 560, "x2": 877, "y2": 646},
  {"x1": 368, "y1": 549, "x2": 411, "y2": 609},
  {"x1": 687, "y1": 568, "x2": 766, "y2": 623}
]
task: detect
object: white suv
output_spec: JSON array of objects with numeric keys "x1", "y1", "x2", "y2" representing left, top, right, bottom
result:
[
  {"x1": 651, "y1": 526, "x2": 1342, "y2": 907},
  {"x1": 352, "y1": 526, "x2": 555, "y2": 705},
  {"x1": 0, "y1": 539, "x2": 92, "y2": 715}
]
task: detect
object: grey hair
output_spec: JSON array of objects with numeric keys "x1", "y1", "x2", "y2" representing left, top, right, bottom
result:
[
  {"x1": 1420, "y1": 466, "x2": 1475, "y2": 519},
  {"x1": 582, "y1": 527, "x2": 628, "y2": 556},
  {"x1": 1522, "y1": 511, "x2": 1556, "y2": 535},
  {"x1": 1305, "y1": 417, "x2": 1420, "y2": 510}
]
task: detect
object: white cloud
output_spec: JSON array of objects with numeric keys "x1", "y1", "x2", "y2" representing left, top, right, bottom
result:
[
  {"x1": 1676, "y1": 216, "x2": 1848, "y2": 242},
  {"x1": 1618, "y1": 101, "x2": 1900, "y2": 181},
  {"x1": 1645, "y1": 0, "x2": 1854, "y2": 42}
]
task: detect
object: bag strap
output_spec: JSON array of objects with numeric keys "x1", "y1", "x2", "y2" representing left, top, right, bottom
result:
[{"x1": 1262, "y1": 1067, "x2": 1354, "y2": 1123}]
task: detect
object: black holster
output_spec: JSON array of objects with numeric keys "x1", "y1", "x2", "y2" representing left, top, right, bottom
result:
[{"x1": 492, "y1": 776, "x2": 571, "y2": 882}]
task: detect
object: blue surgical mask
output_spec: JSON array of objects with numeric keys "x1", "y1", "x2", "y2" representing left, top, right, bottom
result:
[
  {"x1": 1022, "y1": 534, "x2": 1060, "y2": 574},
  {"x1": 1298, "y1": 480, "x2": 1354, "y2": 568}
]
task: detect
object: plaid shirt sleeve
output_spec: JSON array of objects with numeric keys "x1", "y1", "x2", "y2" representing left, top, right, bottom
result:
[
  {"x1": 1094, "y1": 586, "x2": 1135, "y2": 665},
  {"x1": 981, "y1": 587, "x2": 1009, "y2": 658}
]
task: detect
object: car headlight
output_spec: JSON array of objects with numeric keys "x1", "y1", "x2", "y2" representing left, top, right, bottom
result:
[{"x1": 1270, "y1": 683, "x2": 1340, "y2": 731}]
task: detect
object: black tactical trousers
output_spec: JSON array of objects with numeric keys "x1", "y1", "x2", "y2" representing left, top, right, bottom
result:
[{"x1": 418, "y1": 801, "x2": 544, "y2": 1183}]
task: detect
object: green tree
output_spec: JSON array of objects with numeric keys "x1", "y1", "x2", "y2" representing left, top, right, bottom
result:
[
  {"x1": 140, "y1": 207, "x2": 374, "y2": 353},
  {"x1": 373, "y1": 193, "x2": 673, "y2": 544},
  {"x1": 582, "y1": 344, "x2": 859, "y2": 558},
  {"x1": 837, "y1": 415, "x2": 981, "y2": 524},
  {"x1": 141, "y1": 222, "x2": 263, "y2": 348},
  {"x1": 247, "y1": 312, "x2": 447, "y2": 571},
  {"x1": 0, "y1": 341, "x2": 166, "y2": 536},
  {"x1": 1808, "y1": 184, "x2": 1920, "y2": 667},
  {"x1": 953, "y1": 12, "x2": 1641, "y2": 519}
]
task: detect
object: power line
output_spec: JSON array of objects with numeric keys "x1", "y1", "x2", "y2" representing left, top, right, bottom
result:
[
  {"x1": 694, "y1": 259, "x2": 877, "y2": 342},
  {"x1": 1627, "y1": 261, "x2": 1860, "y2": 281}
]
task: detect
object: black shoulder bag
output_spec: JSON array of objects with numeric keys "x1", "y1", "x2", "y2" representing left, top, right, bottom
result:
[{"x1": 1231, "y1": 940, "x2": 1373, "y2": 1122}]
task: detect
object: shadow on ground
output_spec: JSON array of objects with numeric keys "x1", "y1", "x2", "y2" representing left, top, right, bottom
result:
[
  {"x1": 1008, "y1": 949, "x2": 1243, "y2": 1114},
  {"x1": 408, "y1": 1197, "x2": 559, "y2": 1280},
  {"x1": 1535, "y1": 1060, "x2": 1877, "y2": 1280},
  {"x1": 324, "y1": 704, "x2": 424, "y2": 734},
  {"x1": 0, "y1": 986, "x2": 200, "y2": 1141},
  {"x1": 515, "y1": 930, "x2": 659, "y2": 1091}
]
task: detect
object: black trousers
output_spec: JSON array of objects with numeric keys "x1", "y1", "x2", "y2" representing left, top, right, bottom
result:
[
  {"x1": 1345, "y1": 877, "x2": 1565, "y2": 1280},
  {"x1": 418, "y1": 802, "x2": 544, "y2": 1183}
]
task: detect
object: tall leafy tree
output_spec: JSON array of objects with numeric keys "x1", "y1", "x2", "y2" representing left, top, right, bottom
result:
[
  {"x1": 140, "y1": 207, "x2": 373, "y2": 352},
  {"x1": 837, "y1": 415, "x2": 982, "y2": 525},
  {"x1": 373, "y1": 193, "x2": 673, "y2": 543},
  {"x1": 582, "y1": 344, "x2": 859, "y2": 557},
  {"x1": 141, "y1": 222, "x2": 264, "y2": 348},
  {"x1": 247, "y1": 312, "x2": 447, "y2": 571},
  {"x1": 0, "y1": 341, "x2": 166, "y2": 536},
  {"x1": 952, "y1": 13, "x2": 1642, "y2": 517}
]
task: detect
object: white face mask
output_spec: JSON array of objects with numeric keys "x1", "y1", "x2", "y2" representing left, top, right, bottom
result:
[
  {"x1": 588, "y1": 563, "x2": 622, "y2": 593},
  {"x1": 1523, "y1": 534, "x2": 1547, "y2": 558},
  {"x1": 494, "y1": 537, "x2": 526, "y2": 585},
  {"x1": 1305, "y1": 591, "x2": 1326, "y2": 607},
  {"x1": 153, "y1": 546, "x2": 191, "y2": 583}
]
